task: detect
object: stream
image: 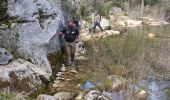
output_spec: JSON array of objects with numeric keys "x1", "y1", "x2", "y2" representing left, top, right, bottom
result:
[{"x1": 137, "y1": 77, "x2": 170, "y2": 100}]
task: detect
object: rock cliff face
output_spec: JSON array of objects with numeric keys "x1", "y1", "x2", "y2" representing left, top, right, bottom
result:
[{"x1": 0, "y1": 0, "x2": 69, "y2": 79}]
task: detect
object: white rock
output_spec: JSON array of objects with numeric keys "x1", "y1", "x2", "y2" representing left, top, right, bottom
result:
[
  {"x1": 54, "y1": 92, "x2": 76, "y2": 100},
  {"x1": 56, "y1": 72, "x2": 64, "y2": 77},
  {"x1": 53, "y1": 84, "x2": 58, "y2": 88},
  {"x1": 148, "y1": 33, "x2": 156, "y2": 38},
  {"x1": 37, "y1": 94, "x2": 56, "y2": 100},
  {"x1": 60, "y1": 66, "x2": 66, "y2": 72},
  {"x1": 0, "y1": 59, "x2": 45, "y2": 84},
  {"x1": 56, "y1": 77, "x2": 65, "y2": 81},
  {"x1": 125, "y1": 20, "x2": 143, "y2": 27},
  {"x1": 66, "y1": 79, "x2": 72, "y2": 81},
  {"x1": 70, "y1": 70, "x2": 78, "y2": 74},
  {"x1": 75, "y1": 92, "x2": 83, "y2": 100},
  {"x1": 1, "y1": 0, "x2": 67, "y2": 79},
  {"x1": 135, "y1": 90, "x2": 147, "y2": 100}
]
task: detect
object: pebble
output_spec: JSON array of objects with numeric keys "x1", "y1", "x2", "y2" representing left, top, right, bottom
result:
[
  {"x1": 76, "y1": 84, "x2": 81, "y2": 88},
  {"x1": 66, "y1": 79, "x2": 72, "y2": 81},
  {"x1": 56, "y1": 72, "x2": 64, "y2": 77}
]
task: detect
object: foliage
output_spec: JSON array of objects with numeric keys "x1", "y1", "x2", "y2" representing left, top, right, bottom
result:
[
  {"x1": 77, "y1": 26, "x2": 170, "y2": 87},
  {"x1": 80, "y1": 1, "x2": 90, "y2": 19},
  {"x1": 0, "y1": 92, "x2": 14, "y2": 100}
]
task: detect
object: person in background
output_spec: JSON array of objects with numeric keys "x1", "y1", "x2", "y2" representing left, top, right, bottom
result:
[
  {"x1": 93, "y1": 12, "x2": 103, "y2": 33},
  {"x1": 59, "y1": 19, "x2": 80, "y2": 66},
  {"x1": 72, "y1": 15, "x2": 80, "y2": 29}
]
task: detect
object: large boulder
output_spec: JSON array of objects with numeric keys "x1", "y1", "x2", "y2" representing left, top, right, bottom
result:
[
  {"x1": 100, "y1": 18, "x2": 111, "y2": 30},
  {"x1": 0, "y1": 0, "x2": 68, "y2": 79},
  {"x1": 0, "y1": 48, "x2": 13, "y2": 65},
  {"x1": 90, "y1": 14, "x2": 111, "y2": 32},
  {"x1": 0, "y1": 59, "x2": 46, "y2": 93}
]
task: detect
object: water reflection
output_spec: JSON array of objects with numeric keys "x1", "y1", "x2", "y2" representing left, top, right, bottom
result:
[{"x1": 137, "y1": 78, "x2": 170, "y2": 100}]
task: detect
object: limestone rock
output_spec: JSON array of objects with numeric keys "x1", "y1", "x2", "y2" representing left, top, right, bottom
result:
[
  {"x1": 60, "y1": 65, "x2": 66, "y2": 72},
  {"x1": 125, "y1": 20, "x2": 143, "y2": 27},
  {"x1": 146, "y1": 21, "x2": 169, "y2": 26},
  {"x1": 37, "y1": 94, "x2": 56, "y2": 100},
  {"x1": 90, "y1": 14, "x2": 111, "y2": 31},
  {"x1": 135, "y1": 90, "x2": 147, "y2": 100},
  {"x1": 70, "y1": 69, "x2": 78, "y2": 74},
  {"x1": 75, "y1": 92, "x2": 83, "y2": 100},
  {"x1": 100, "y1": 18, "x2": 111, "y2": 30},
  {"x1": 0, "y1": 48, "x2": 13, "y2": 65},
  {"x1": 0, "y1": 59, "x2": 47, "y2": 93},
  {"x1": 56, "y1": 72, "x2": 64, "y2": 77},
  {"x1": 54, "y1": 92, "x2": 76, "y2": 100},
  {"x1": 0, "y1": 0, "x2": 68, "y2": 79}
]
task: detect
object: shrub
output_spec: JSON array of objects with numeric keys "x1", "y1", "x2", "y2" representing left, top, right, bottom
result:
[{"x1": 0, "y1": 91, "x2": 14, "y2": 100}]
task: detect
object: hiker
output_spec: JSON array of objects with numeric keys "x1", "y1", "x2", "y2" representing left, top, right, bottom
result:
[
  {"x1": 59, "y1": 19, "x2": 80, "y2": 66},
  {"x1": 93, "y1": 12, "x2": 103, "y2": 33},
  {"x1": 72, "y1": 15, "x2": 80, "y2": 29}
]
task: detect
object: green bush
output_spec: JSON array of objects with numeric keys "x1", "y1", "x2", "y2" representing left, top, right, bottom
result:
[
  {"x1": 0, "y1": 92, "x2": 14, "y2": 100},
  {"x1": 80, "y1": 1, "x2": 90, "y2": 19}
]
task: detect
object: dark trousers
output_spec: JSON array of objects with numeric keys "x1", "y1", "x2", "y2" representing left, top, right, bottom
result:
[{"x1": 93, "y1": 22, "x2": 103, "y2": 33}]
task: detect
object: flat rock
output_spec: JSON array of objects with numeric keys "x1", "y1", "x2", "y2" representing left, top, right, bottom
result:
[
  {"x1": 37, "y1": 94, "x2": 56, "y2": 100},
  {"x1": 54, "y1": 92, "x2": 76, "y2": 100}
]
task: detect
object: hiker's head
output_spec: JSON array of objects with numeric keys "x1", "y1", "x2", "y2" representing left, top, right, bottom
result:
[{"x1": 67, "y1": 20, "x2": 74, "y2": 28}]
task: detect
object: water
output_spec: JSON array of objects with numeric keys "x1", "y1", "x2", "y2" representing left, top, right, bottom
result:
[
  {"x1": 137, "y1": 78, "x2": 170, "y2": 100},
  {"x1": 115, "y1": 24, "x2": 170, "y2": 100}
]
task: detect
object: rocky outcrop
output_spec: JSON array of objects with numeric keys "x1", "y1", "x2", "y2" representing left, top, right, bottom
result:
[
  {"x1": 0, "y1": 59, "x2": 46, "y2": 93},
  {"x1": 0, "y1": 48, "x2": 13, "y2": 65},
  {"x1": 0, "y1": 0, "x2": 69, "y2": 79}
]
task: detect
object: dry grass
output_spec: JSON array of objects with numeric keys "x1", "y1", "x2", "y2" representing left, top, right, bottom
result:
[{"x1": 77, "y1": 30, "x2": 170, "y2": 85}]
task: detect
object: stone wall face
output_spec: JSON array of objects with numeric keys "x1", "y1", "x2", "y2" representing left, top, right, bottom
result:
[{"x1": 0, "y1": 0, "x2": 69, "y2": 79}]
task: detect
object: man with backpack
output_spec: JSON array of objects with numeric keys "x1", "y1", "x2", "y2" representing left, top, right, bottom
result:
[
  {"x1": 93, "y1": 12, "x2": 103, "y2": 33},
  {"x1": 72, "y1": 15, "x2": 80, "y2": 29},
  {"x1": 59, "y1": 19, "x2": 79, "y2": 66}
]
